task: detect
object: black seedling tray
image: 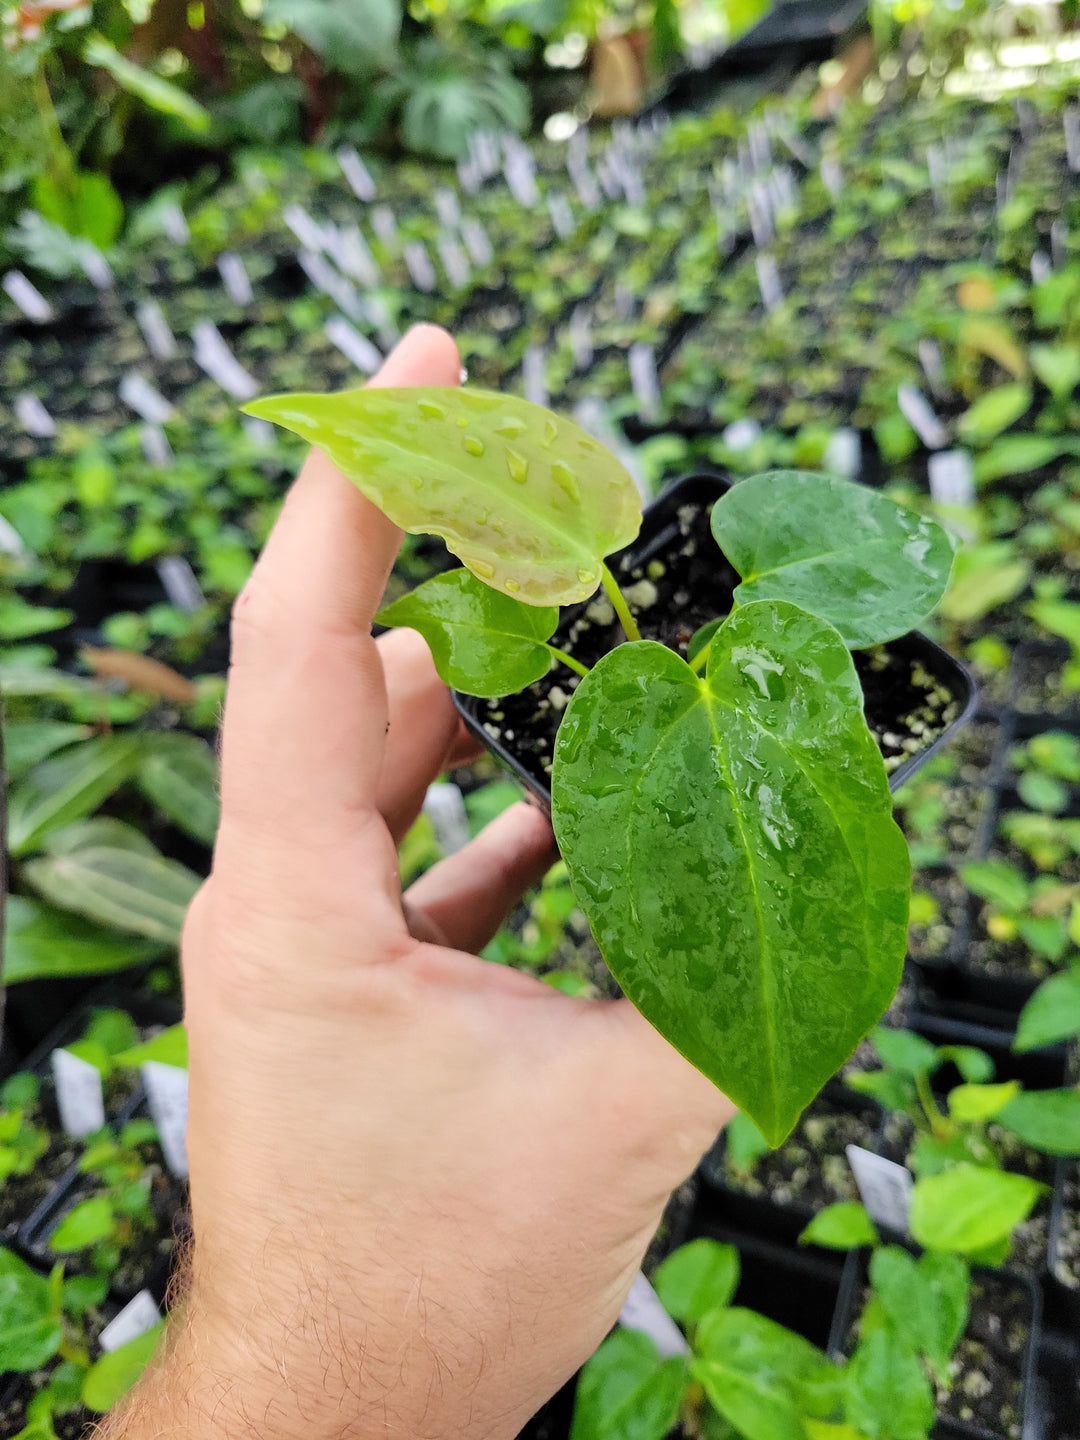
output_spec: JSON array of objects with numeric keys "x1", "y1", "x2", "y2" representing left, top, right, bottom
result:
[{"x1": 454, "y1": 473, "x2": 977, "y2": 810}]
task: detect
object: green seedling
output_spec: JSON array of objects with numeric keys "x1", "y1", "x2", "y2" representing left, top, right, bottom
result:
[
  {"x1": 1009, "y1": 729, "x2": 1080, "y2": 814},
  {"x1": 1014, "y1": 963, "x2": 1080, "y2": 1052},
  {"x1": 573, "y1": 1235, "x2": 968, "y2": 1440},
  {"x1": 48, "y1": 1117, "x2": 161, "y2": 1280},
  {"x1": 961, "y1": 858, "x2": 1075, "y2": 959},
  {"x1": 0, "y1": 1073, "x2": 49, "y2": 1188},
  {"x1": 246, "y1": 386, "x2": 956, "y2": 1144}
]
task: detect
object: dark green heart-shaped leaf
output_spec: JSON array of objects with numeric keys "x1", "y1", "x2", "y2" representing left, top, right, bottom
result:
[
  {"x1": 244, "y1": 387, "x2": 642, "y2": 606},
  {"x1": 377, "y1": 569, "x2": 559, "y2": 697},
  {"x1": 711, "y1": 472, "x2": 954, "y2": 647},
  {"x1": 570, "y1": 1329, "x2": 689, "y2": 1440},
  {"x1": 552, "y1": 600, "x2": 910, "y2": 1145}
]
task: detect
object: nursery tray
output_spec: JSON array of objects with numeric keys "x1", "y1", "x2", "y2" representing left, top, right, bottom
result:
[{"x1": 453, "y1": 473, "x2": 977, "y2": 810}]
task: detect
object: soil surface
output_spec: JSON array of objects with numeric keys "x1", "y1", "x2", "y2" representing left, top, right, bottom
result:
[
  {"x1": 466, "y1": 495, "x2": 963, "y2": 795},
  {"x1": 703, "y1": 1093, "x2": 879, "y2": 1212},
  {"x1": 907, "y1": 868, "x2": 968, "y2": 963},
  {"x1": 1053, "y1": 1160, "x2": 1079, "y2": 1290},
  {"x1": 1012, "y1": 646, "x2": 1080, "y2": 722},
  {"x1": 937, "y1": 1272, "x2": 1031, "y2": 1439}
]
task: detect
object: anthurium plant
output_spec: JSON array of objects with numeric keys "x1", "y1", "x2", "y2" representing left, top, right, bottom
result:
[{"x1": 246, "y1": 386, "x2": 956, "y2": 1144}]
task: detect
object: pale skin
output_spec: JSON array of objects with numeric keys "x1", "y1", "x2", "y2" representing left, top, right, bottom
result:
[{"x1": 103, "y1": 325, "x2": 735, "y2": 1440}]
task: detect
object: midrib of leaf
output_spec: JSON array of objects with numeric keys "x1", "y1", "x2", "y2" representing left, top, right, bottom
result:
[{"x1": 374, "y1": 434, "x2": 601, "y2": 568}]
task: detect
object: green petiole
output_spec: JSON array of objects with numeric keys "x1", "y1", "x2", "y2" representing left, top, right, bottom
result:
[
  {"x1": 546, "y1": 644, "x2": 590, "y2": 679},
  {"x1": 601, "y1": 564, "x2": 642, "y2": 644}
]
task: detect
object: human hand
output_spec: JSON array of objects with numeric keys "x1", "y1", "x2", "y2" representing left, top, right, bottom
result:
[{"x1": 114, "y1": 324, "x2": 734, "y2": 1440}]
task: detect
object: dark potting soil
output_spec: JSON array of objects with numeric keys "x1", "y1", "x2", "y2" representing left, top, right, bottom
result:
[
  {"x1": 937, "y1": 1273, "x2": 1030, "y2": 1439},
  {"x1": 0, "y1": 1376, "x2": 92, "y2": 1439},
  {"x1": 1011, "y1": 647, "x2": 1080, "y2": 723},
  {"x1": 907, "y1": 869, "x2": 969, "y2": 963},
  {"x1": 1053, "y1": 1161, "x2": 1079, "y2": 1290},
  {"x1": 880, "y1": 1113, "x2": 1053, "y2": 1275},
  {"x1": 706, "y1": 1093, "x2": 878, "y2": 1212},
  {"x1": 473, "y1": 498, "x2": 962, "y2": 794},
  {"x1": 963, "y1": 905, "x2": 1060, "y2": 984}
]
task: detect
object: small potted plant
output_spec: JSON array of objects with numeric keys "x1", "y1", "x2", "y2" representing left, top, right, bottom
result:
[{"x1": 247, "y1": 384, "x2": 965, "y2": 1146}]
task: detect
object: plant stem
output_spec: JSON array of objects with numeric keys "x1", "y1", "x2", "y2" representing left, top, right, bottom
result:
[
  {"x1": 546, "y1": 644, "x2": 589, "y2": 679},
  {"x1": 601, "y1": 563, "x2": 641, "y2": 643},
  {"x1": 916, "y1": 1068, "x2": 951, "y2": 1139},
  {"x1": 689, "y1": 645, "x2": 709, "y2": 675},
  {"x1": 33, "y1": 61, "x2": 77, "y2": 193}
]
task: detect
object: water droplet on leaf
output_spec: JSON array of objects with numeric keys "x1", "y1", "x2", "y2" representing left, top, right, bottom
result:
[
  {"x1": 552, "y1": 460, "x2": 580, "y2": 502},
  {"x1": 543, "y1": 419, "x2": 558, "y2": 449},
  {"x1": 417, "y1": 399, "x2": 445, "y2": 420},
  {"x1": 471, "y1": 559, "x2": 496, "y2": 579},
  {"x1": 506, "y1": 449, "x2": 529, "y2": 483},
  {"x1": 463, "y1": 435, "x2": 485, "y2": 457},
  {"x1": 505, "y1": 578, "x2": 521, "y2": 593}
]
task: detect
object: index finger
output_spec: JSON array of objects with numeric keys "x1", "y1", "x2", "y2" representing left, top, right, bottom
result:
[{"x1": 218, "y1": 325, "x2": 462, "y2": 844}]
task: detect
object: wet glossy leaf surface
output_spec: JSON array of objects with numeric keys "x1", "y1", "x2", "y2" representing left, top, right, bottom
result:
[
  {"x1": 245, "y1": 387, "x2": 642, "y2": 606},
  {"x1": 377, "y1": 569, "x2": 558, "y2": 696},
  {"x1": 711, "y1": 472, "x2": 954, "y2": 647},
  {"x1": 552, "y1": 601, "x2": 909, "y2": 1145}
]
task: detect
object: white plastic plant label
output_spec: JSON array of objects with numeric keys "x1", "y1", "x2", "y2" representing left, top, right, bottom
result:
[
  {"x1": 629, "y1": 342, "x2": 660, "y2": 424},
  {"x1": 296, "y1": 250, "x2": 363, "y2": 322},
  {"x1": 283, "y1": 204, "x2": 327, "y2": 253},
  {"x1": 135, "y1": 300, "x2": 177, "y2": 360},
  {"x1": 99, "y1": 1290, "x2": 161, "y2": 1353},
  {"x1": 371, "y1": 205, "x2": 398, "y2": 246},
  {"x1": 547, "y1": 192, "x2": 575, "y2": 241},
  {"x1": 845, "y1": 1145, "x2": 912, "y2": 1233},
  {"x1": 143, "y1": 1062, "x2": 188, "y2": 1178},
  {"x1": 1031, "y1": 252, "x2": 1052, "y2": 285},
  {"x1": 897, "y1": 383, "x2": 947, "y2": 450},
  {"x1": 242, "y1": 416, "x2": 275, "y2": 448},
  {"x1": 568, "y1": 161, "x2": 601, "y2": 212},
  {"x1": 755, "y1": 254, "x2": 783, "y2": 313},
  {"x1": 337, "y1": 145, "x2": 376, "y2": 201},
  {"x1": 3, "y1": 271, "x2": 53, "y2": 323},
  {"x1": 461, "y1": 218, "x2": 493, "y2": 268},
  {"x1": 1065, "y1": 106, "x2": 1080, "y2": 173},
  {"x1": 218, "y1": 252, "x2": 254, "y2": 306},
  {"x1": 820, "y1": 156, "x2": 844, "y2": 199},
  {"x1": 1051, "y1": 219, "x2": 1068, "y2": 269},
  {"x1": 403, "y1": 240, "x2": 436, "y2": 293},
  {"x1": 140, "y1": 425, "x2": 174, "y2": 469},
  {"x1": 823, "y1": 427, "x2": 861, "y2": 479},
  {"x1": 436, "y1": 236, "x2": 470, "y2": 290},
  {"x1": 0, "y1": 515, "x2": 28, "y2": 557},
  {"x1": 160, "y1": 201, "x2": 189, "y2": 244},
  {"x1": 191, "y1": 322, "x2": 258, "y2": 402},
  {"x1": 328, "y1": 226, "x2": 380, "y2": 287},
  {"x1": 928, "y1": 449, "x2": 976, "y2": 509},
  {"x1": 51, "y1": 1050, "x2": 105, "y2": 1139},
  {"x1": 618, "y1": 1272, "x2": 690, "y2": 1358},
  {"x1": 423, "y1": 782, "x2": 470, "y2": 856},
  {"x1": 157, "y1": 555, "x2": 205, "y2": 614},
  {"x1": 723, "y1": 418, "x2": 762, "y2": 453},
  {"x1": 119, "y1": 373, "x2": 175, "y2": 426},
  {"x1": 569, "y1": 305, "x2": 593, "y2": 371},
  {"x1": 522, "y1": 345, "x2": 548, "y2": 409},
  {"x1": 433, "y1": 186, "x2": 461, "y2": 228},
  {"x1": 75, "y1": 241, "x2": 114, "y2": 289},
  {"x1": 14, "y1": 394, "x2": 56, "y2": 438},
  {"x1": 918, "y1": 338, "x2": 944, "y2": 394},
  {"x1": 325, "y1": 316, "x2": 382, "y2": 376}
]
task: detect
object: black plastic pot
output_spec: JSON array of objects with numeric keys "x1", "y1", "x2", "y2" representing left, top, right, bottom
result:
[
  {"x1": 830, "y1": 1250, "x2": 1041, "y2": 1440},
  {"x1": 453, "y1": 473, "x2": 978, "y2": 810}
]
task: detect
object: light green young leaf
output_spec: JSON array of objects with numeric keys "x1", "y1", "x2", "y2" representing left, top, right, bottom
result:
[
  {"x1": 960, "y1": 860, "x2": 1030, "y2": 912},
  {"x1": 48, "y1": 1196, "x2": 115, "y2": 1253},
  {"x1": 377, "y1": 569, "x2": 560, "y2": 697},
  {"x1": 724, "y1": 1111, "x2": 771, "y2": 1173},
  {"x1": 7, "y1": 736, "x2": 143, "y2": 856},
  {"x1": 1027, "y1": 597, "x2": 1080, "y2": 650},
  {"x1": 947, "y1": 1081, "x2": 1019, "y2": 1122},
  {"x1": 3, "y1": 722, "x2": 90, "y2": 781},
  {"x1": 937, "y1": 1046, "x2": 995, "y2": 1083},
  {"x1": 868, "y1": 1247, "x2": 969, "y2": 1386},
  {"x1": 909, "y1": 1166, "x2": 1045, "y2": 1254},
  {"x1": 23, "y1": 846, "x2": 200, "y2": 944},
  {"x1": 693, "y1": 1308, "x2": 840, "y2": 1440},
  {"x1": 84, "y1": 35, "x2": 211, "y2": 132},
  {"x1": 869, "y1": 1027, "x2": 939, "y2": 1078},
  {"x1": 940, "y1": 543, "x2": 1029, "y2": 625},
  {"x1": 552, "y1": 602, "x2": 909, "y2": 1146},
  {"x1": 244, "y1": 387, "x2": 642, "y2": 607},
  {"x1": 956, "y1": 383, "x2": 1031, "y2": 443},
  {"x1": 1014, "y1": 969, "x2": 1080, "y2": 1051},
  {"x1": 570, "y1": 1329, "x2": 689, "y2": 1440},
  {"x1": 136, "y1": 732, "x2": 220, "y2": 846},
  {"x1": 1029, "y1": 344, "x2": 1080, "y2": 402},
  {"x1": 974, "y1": 435, "x2": 1076, "y2": 485},
  {"x1": 0, "y1": 1248, "x2": 63, "y2": 1373},
  {"x1": 3, "y1": 896, "x2": 162, "y2": 985},
  {"x1": 997, "y1": 1088, "x2": 1080, "y2": 1155},
  {"x1": 845, "y1": 1314, "x2": 935, "y2": 1440},
  {"x1": 82, "y1": 1322, "x2": 164, "y2": 1412},
  {"x1": 710, "y1": 472, "x2": 954, "y2": 647},
  {"x1": 114, "y1": 1025, "x2": 188, "y2": 1071},
  {"x1": 653, "y1": 1239, "x2": 739, "y2": 1324},
  {"x1": 798, "y1": 1201, "x2": 878, "y2": 1251}
]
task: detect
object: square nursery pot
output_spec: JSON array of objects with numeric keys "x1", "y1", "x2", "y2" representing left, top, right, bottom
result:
[
  {"x1": 696, "y1": 1081, "x2": 884, "y2": 1248},
  {"x1": 453, "y1": 474, "x2": 978, "y2": 809},
  {"x1": 0, "y1": 986, "x2": 181, "y2": 1249},
  {"x1": 16, "y1": 1091, "x2": 187, "y2": 1306},
  {"x1": 830, "y1": 1251, "x2": 1042, "y2": 1440},
  {"x1": 1048, "y1": 1157, "x2": 1080, "y2": 1332}
]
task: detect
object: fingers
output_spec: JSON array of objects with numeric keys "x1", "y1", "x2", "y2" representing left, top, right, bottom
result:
[
  {"x1": 376, "y1": 626, "x2": 475, "y2": 843},
  {"x1": 401, "y1": 801, "x2": 557, "y2": 953},
  {"x1": 218, "y1": 325, "x2": 461, "y2": 844}
]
